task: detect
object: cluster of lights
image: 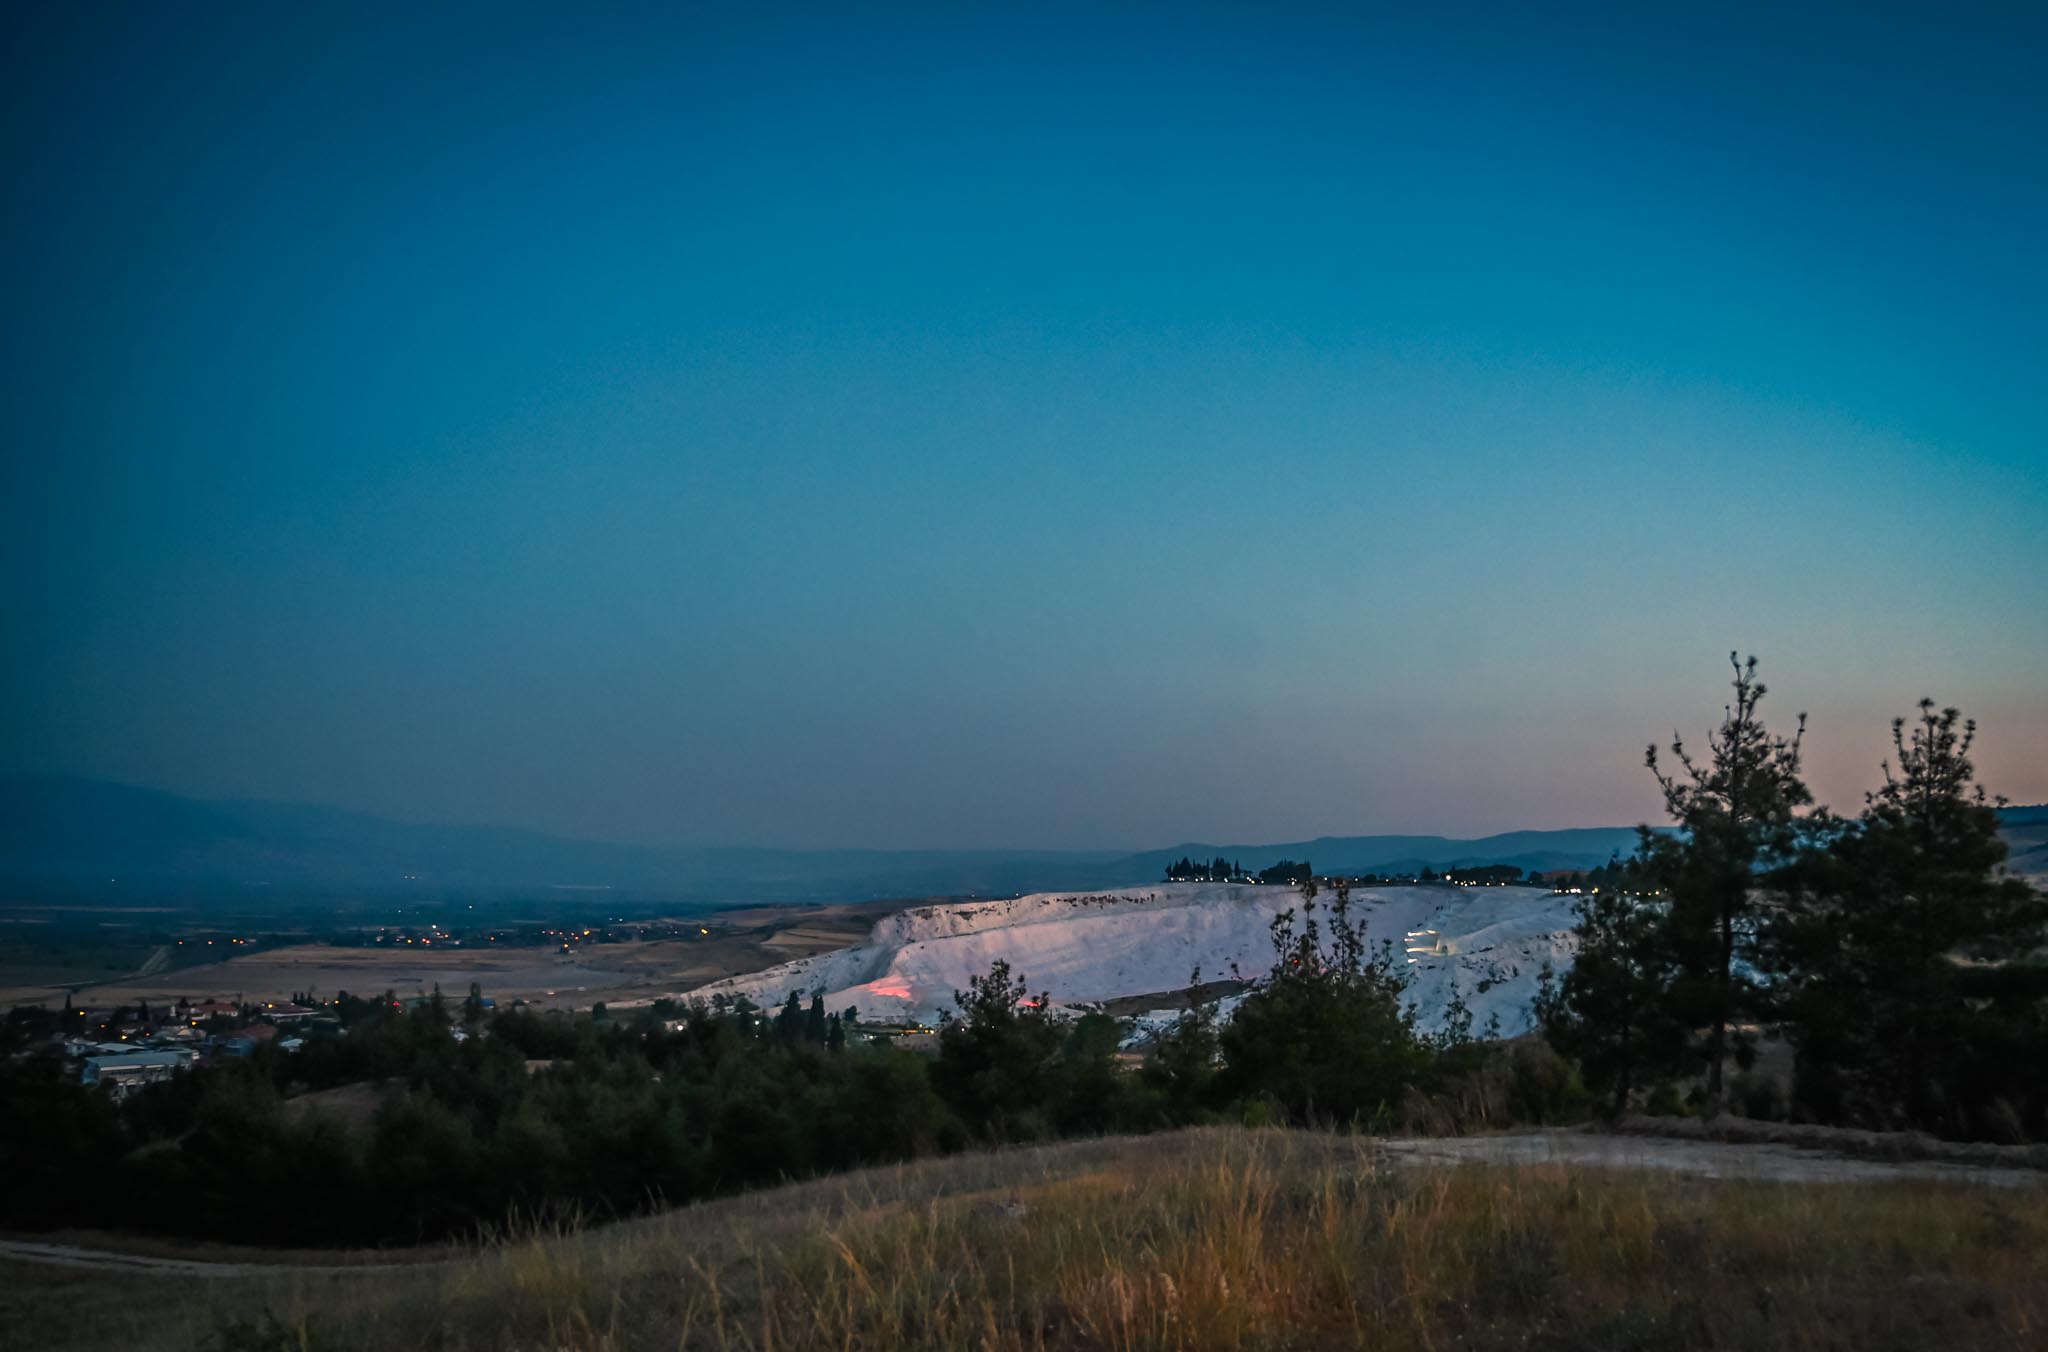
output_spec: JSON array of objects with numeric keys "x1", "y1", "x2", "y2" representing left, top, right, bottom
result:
[{"x1": 385, "y1": 923, "x2": 459, "y2": 947}]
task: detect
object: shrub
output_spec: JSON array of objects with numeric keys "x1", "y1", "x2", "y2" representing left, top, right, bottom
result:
[{"x1": 1644, "y1": 1081, "x2": 1692, "y2": 1117}]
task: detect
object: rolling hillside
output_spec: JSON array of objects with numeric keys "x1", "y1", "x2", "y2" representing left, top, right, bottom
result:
[{"x1": 8, "y1": 1128, "x2": 2040, "y2": 1352}]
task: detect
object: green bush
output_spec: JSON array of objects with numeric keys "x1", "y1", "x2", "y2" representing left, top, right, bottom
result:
[{"x1": 1644, "y1": 1082, "x2": 1692, "y2": 1117}]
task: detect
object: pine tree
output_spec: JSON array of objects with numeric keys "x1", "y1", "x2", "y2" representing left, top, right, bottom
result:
[
  {"x1": 1539, "y1": 858, "x2": 1686, "y2": 1115},
  {"x1": 1770, "y1": 701, "x2": 2047, "y2": 1131},
  {"x1": 1638, "y1": 653, "x2": 1812, "y2": 1113},
  {"x1": 933, "y1": 961, "x2": 1061, "y2": 1140},
  {"x1": 1216, "y1": 890, "x2": 1430, "y2": 1125},
  {"x1": 805, "y1": 993, "x2": 828, "y2": 1044},
  {"x1": 1143, "y1": 967, "x2": 1221, "y2": 1118}
]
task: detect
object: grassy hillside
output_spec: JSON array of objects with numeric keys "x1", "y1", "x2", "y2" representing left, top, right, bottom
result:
[{"x1": 8, "y1": 1128, "x2": 2043, "y2": 1352}]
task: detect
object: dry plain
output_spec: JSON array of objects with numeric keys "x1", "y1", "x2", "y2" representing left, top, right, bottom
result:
[{"x1": 0, "y1": 899, "x2": 906, "y2": 1011}]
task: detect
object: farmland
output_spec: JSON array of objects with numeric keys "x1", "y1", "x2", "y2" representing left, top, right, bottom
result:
[{"x1": 0, "y1": 899, "x2": 904, "y2": 1011}]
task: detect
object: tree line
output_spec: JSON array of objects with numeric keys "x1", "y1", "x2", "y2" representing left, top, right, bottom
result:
[
  {"x1": 1163, "y1": 857, "x2": 1314, "y2": 884},
  {"x1": 1541, "y1": 656, "x2": 2047, "y2": 1138},
  {"x1": 1165, "y1": 856, "x2": 1244, "y2": 882}
]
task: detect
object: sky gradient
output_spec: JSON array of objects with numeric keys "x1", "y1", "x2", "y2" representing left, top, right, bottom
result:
[{"x1": 5, "y1": 4, "x2": 2045, "y2": 850}]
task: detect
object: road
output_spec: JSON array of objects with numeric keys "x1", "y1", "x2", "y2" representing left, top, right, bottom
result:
[
  {"x1": 1376, "y1": 1128, "x2": 2048, "y2": 1189},
  {"x1": 0, "y1": 1238, "x2": 444, "y2": 1279}
]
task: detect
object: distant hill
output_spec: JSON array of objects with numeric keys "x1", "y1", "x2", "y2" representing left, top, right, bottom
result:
[
  {"x1": 0, "y1": 776, "x2": 1127, "y2": 904},
  {"x1": 1, "y1": 776, "x2": 2039, "y2": 905}
]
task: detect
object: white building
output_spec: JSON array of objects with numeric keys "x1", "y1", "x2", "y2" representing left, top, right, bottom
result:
[{"x1": 80, "y1": 1048, "x2": 199, "y2": 1096}]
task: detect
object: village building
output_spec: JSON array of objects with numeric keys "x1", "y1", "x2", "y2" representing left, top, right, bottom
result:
[{"x1": 80, "y1": 1048, "x2": 199, "y2": 1096}]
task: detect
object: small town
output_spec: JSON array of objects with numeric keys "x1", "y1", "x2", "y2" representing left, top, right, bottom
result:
[{"x1": 11, "y1": 989, "x2": 485, "y2": 1098}]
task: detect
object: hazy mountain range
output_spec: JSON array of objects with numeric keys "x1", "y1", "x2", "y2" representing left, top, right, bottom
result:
[{"x1": 3, "y1": 776, "x2": 2041, "y2": 906}]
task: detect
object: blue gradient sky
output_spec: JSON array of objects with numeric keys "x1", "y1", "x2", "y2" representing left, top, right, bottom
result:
[{"x1": 4, "y1": 4, "x2": 2044, "y2": 849}]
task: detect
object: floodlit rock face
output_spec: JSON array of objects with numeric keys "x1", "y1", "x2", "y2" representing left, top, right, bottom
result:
[{"x1": 679, "y1": 883, "x2": 1581, "y2": 1038}]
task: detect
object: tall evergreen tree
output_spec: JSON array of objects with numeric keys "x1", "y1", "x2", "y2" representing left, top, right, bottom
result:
[
  {"x1": 1638, "y1": 654, "x2": 1812, "y2": 1113},
  {"x1": 774, "y1": 991, "x2": 805, "y2": 1045},
  {"x1": 1770, "y1": 701, "x2": 2047, "y2": 1131}
]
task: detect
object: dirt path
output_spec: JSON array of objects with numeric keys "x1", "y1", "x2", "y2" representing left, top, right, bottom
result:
[
  {"x1": 0, "y1": 1238, "x2": 443, "y2": 1279},
  {"x1": 1377, "y1": 1129, "x2": 2048, "y2": 1189}
]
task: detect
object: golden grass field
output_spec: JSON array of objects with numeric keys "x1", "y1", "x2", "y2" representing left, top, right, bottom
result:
[{"x1": 5, "y1": 1127, "x2": 2041, "y2": 1352}]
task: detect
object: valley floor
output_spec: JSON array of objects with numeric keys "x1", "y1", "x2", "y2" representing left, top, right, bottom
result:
[
  {"x1": 0, "y1": 899, "x2": 906, "y2": 1011},
  {"x1": 6, "y1": 1127, "x2": 2043, "y2": 1352}
]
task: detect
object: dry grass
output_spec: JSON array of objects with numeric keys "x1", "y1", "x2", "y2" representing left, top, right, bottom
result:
[
  {"x1": 280, "y1": 1078, "x2": 403, "y2": 1135},
  {"x1": 9, "y1": 1128, "x2": 2043, "y2": 1352}
]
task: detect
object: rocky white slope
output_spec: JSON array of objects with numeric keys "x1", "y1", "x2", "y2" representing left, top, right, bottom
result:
[{"x1": 678, "y1": 883, "x2": 1581, "y2": 1038}]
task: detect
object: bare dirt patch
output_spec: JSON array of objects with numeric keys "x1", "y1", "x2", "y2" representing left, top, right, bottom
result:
[
  {"x1": 1377, "y1": 1126, "x2": 2048, "y2": 1188},
  {"x1": 1605, "y1": 1112, "x2": 2048, "y2": 1170},
  {"x1": 282, "y1": 1079, "x2": 401, "y2": 1134}
]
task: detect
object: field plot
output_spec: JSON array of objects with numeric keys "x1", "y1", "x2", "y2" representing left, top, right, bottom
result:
[{"x1": 2, "y1": 898, "x2": 908, "y2": 1009}]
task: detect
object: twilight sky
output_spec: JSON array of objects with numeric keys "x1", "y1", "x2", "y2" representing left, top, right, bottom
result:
[{"x1": 4, "y1": 4, "x2": 2044, "y2": 850}]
